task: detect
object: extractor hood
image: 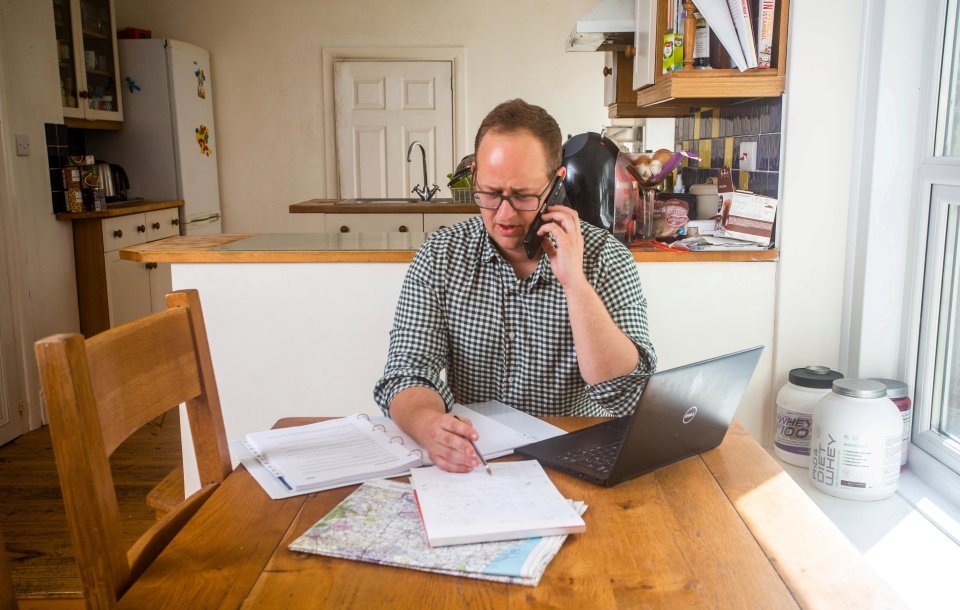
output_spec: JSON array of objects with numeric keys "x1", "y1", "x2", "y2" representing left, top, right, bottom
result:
[{"x1": 566, "y1": 0, "x2": 635, "y2": 52}]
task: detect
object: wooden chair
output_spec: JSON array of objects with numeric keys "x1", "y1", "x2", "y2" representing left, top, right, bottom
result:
[{"x1": 34, "y1": 289, "x2": 232, "y2": 609}]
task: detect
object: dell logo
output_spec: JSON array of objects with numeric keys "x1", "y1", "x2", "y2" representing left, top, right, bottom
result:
[{"x1": 682, "y1": 406, "x2": 698, "y2": 424}]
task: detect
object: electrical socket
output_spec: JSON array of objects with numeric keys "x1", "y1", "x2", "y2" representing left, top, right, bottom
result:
[{"x1": 15, "y1": 134, "x2": 30, "y2": 156}]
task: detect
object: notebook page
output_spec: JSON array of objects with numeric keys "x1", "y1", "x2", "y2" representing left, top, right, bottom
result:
[{"x1": 410, "y1": 460, "x2": 585, "y2": 547}]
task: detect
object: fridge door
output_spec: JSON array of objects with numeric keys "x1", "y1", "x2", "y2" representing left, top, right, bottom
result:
[
  {"x1": 184, "y1": 212, "x2": 222, "y2": 236},
  {"x1": 167, "y1": 40, "x2": 222, "y2": 222}
]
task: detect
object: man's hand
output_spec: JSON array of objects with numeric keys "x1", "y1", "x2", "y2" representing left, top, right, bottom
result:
[
  {"x1": 388, "y1": 386, "x2": 482, "y2": 472},
  {"x1": 411, "y1": 411, "x2": 483, "y2": 473},
  {"x1": 540, "y1": 205, "x2": 587, "y2": 288}
]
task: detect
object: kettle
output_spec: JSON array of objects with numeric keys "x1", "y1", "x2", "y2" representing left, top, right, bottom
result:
[{"x1": 94, "y1": 162, "x2": 129, "y2": 202}]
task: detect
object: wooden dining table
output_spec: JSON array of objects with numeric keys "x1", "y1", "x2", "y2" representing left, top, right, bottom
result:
[{"x1": 117, "y1": 418, "x2": 904, "y2": 609}]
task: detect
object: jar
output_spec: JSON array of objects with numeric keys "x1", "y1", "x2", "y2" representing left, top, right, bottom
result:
[
  {"x1": 774, "y1": 366, "x2": 843, "y2": 466},
  {"x1": 871, "y1": 378, "x2": 912, "y2": 468},
  {"x1": 810, "y1": 379, "x2": 902, "y2": 501},
  {"x1": 688, "y1": 180, "x2": 719, "y2": 220}
]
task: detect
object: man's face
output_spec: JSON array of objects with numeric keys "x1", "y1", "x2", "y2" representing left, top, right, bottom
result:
[{"x1": 473, "y1": 130, "x2": 554, "y2": 260}]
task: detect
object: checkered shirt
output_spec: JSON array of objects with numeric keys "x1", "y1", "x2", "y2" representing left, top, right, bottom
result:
[{"x1": 373, "y1": 216, "x2": 656, "y2": 417}]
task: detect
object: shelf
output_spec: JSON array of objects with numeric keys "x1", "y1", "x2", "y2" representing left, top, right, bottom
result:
[
  {"x1": 636, "y1": 69, "x2": 786, "y2": 109},
  {"x1": 82, "y1": 29, "x2": 109, "y2": 40}
]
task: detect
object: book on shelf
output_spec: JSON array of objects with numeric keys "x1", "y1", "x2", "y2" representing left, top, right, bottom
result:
[
  {"x1": 288, "y1": 478, "x2": 587, "y2": 586},
  {"x1": 409, "y1": 460, "x2": 587, "y2": 547},
  {"x1": 727, "y1": 0, "x2": 758, "y2": 69},
  {"x1": 693, "y1": 0, "x2": 749, "y2": 71},
  {"x1": 755, "y1": 0, "x2": 777, "y2": 68},
  {"x1": 235, "y1": 401, "x2": 566, "y2": 499}
]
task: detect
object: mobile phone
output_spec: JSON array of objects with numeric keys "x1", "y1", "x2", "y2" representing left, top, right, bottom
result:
[{"x1": 522, "y1": 176, "x2": 567, "y2": 259}]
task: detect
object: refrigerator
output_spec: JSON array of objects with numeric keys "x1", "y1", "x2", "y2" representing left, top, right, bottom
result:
[{"x1": 86, "y1": 39, "x2": 222, "y2": 235}]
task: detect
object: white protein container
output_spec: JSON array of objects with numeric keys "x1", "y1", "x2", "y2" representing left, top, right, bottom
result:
[
  {"x1": 774, "y1": 366, "x2": 843, "y2": 466},
  {"x1": 809, "y1": 379, "x2": 902, "y2": 501}
]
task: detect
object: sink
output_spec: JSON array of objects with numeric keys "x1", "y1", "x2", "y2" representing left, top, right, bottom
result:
[{"x1": 336, "y1": 198, "x2": 454, "y2": 204}]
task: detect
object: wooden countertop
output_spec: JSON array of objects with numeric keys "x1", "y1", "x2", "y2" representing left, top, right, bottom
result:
[
  {"x1": 290, "y1": 199, "x2": 477, "y2": 214},
  {"x1": 120, "y1": 234, "x2": 779, "y2": 264},
  {"x1": 55, "y1": 199, "x2": 184, "y2": 220}
]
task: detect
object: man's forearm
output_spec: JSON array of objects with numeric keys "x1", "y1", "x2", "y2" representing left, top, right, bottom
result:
[
  {"x1": 564, "y1": 278, "x2": 640, "y2": 385},
  {"x1": 388, "y1": 386, "x2": 447, "y2": 445}
]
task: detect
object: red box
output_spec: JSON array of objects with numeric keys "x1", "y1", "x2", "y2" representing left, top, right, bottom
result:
[{"x1": 117, "y1": 27, "x2": 151, "y2": 39}]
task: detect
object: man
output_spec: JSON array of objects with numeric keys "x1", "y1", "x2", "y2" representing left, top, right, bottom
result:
[{"x1": 374, "y1": 99, "x2": 656, "y2": 472}]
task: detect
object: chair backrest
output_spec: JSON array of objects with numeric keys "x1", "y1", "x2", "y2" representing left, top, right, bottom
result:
[
  {"x1": 1, "y1": 525, "x2": 17, "y2": 609},
  {"x1": 34, "y1": 289, "x2": 232, "y2": 609}
]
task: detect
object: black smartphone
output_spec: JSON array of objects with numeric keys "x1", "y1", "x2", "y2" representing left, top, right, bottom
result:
[{"x1": 522, "y1": 176, "x2": 567, "y2": 259}]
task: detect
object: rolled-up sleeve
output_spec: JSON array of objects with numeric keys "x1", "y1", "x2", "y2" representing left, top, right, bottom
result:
[
  {"x1": 373, "y1": 243, "x2": 455, "y2": 414},
  {"x1": 583, "y1": 239, "x2": 657, "y2": 416}
]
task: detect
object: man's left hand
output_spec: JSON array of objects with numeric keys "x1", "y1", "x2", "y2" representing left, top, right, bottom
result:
[{"x1": 540, "y1": 205, "x2": 586, "y2": 287}]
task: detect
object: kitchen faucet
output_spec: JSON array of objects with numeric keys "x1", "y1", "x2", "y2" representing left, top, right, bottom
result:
[{"x1": 406, "y1": 141, "x2": 440, "y2": 202}]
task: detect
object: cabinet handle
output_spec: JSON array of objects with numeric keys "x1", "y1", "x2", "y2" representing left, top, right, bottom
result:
[
  {"x1": 438, "y1": 225, "x2": 447, "y2": 229},
  {"x1": 340, "y1": 225, "x2": 350, "y2": 233},
  {"x1": 398, "y1": 225, "x2": 408, "y2": 233},
  {"x1": 625, "y1": 45, "x2": 636, "y2": 58},
  {"x1": 79, "y1": 90, "x2": 88, "y2": 99},
  {"x1": 152, "y1": 222, "x2": 160, "y2": 230},
  {"x1": 113, "y1": 229, "x2": 123, "y2": 238},
  {"x1": 603, "y1": 66, "x2": 612, "y2": 77},
  {"x1": 137, "y1": 224, "x2": 146, "y2": 233},
  {"x1": 145, "y1": 262, "x2": 157, "y2": 270},
  {"x1": 171, "y1": 218, "x2": 179, "y2": 226}
]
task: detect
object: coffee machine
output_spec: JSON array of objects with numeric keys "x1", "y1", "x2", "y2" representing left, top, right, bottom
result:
[{"x1": 561, "y1": 132, "x2": 639, "y2": 244}]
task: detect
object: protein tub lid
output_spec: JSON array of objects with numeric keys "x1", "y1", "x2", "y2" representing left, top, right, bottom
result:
[{"x1": 788, "y1": 366, "x2": 844, "y2": 389}]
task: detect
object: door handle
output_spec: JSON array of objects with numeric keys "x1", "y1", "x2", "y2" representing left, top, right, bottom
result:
[
  {"x1": 113, "y1": 229, "x2": 122, "y2": 238},
  {"x1": 340, "y1": 226, "x2": 350, "y2": 233},
  {"x1": 152, "y1": 222, "x2": 160, "y2": 230}
]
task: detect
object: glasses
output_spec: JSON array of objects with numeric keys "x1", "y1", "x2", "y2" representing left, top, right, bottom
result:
[{"x1": 472, "y1": 171, "x2": 559, "y2": 211}]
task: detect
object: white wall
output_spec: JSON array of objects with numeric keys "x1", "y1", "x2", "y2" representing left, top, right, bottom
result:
[
  {"x1": 773, "y1": 0, "x2": 864, "y2": 400},
  {"x1": 114, "y1": 0, "x2": 608, "y2": 233},
  {"x1": 0, "y1": 0, "x2": 81, "y2": 428}
]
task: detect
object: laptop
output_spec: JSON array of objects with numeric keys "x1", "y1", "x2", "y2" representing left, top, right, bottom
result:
[{"x1": 515, "y1": 346, "x2": 763, "y2": 487}]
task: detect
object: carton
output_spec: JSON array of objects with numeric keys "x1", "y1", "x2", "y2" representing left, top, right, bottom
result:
[
  {"x1": 719, "y1": 191, "x2": 778, "y2": 246},
  {"x1": 62, "y1": 166, "x2": 84, "y2": 213}
]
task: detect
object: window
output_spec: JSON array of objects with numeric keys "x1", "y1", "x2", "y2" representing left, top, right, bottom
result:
[{"x1": 914, "y1": 0, "x2": 960, "y2": 478}]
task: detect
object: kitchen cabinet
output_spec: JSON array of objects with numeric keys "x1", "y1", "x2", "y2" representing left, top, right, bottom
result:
[
  {"x1": 324, "y1": 214, "x2": 424, "y2": 234},
  {"x1": 423, "y1": 213, "x2": 477, "y2": 233},
  {"x1": 53, "y1": 0, "x2": 123, "y2": 128},
  {"x1": 609, "y1": 0, "x2": 790, "y2": 118},
  {"x1": 61, "y1": 202, "x2": 182, "y2": 336}
]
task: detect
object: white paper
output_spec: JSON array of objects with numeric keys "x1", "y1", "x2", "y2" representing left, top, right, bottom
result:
[
  {"x1": 694, "y1": 0, "x2": 749, "y2": 71},
  {"x1": 410, "y1": 460, "x2": 586, "y2": 547}
]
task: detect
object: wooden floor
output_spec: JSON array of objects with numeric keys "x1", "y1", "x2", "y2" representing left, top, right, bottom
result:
[{"x1": 0, "y1": 408, "x2": 181, "y2": 599}]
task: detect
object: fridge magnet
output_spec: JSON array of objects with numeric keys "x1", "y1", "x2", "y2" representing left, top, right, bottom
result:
[
  {"x1": 125, "y1": 76, "x2": 141, "y2": 93},
  {"x1": 194, "y1": 63, "x2": 206, "y2": 99},
  {"x1": 195, "y1": 124, "x2": 212, "y2": 156}
]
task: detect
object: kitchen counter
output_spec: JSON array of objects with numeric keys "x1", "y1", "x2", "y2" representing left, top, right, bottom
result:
[
  {"x1": 55, "y1": 199, "x2": 183, "y2": 220},
  {"x1": 120, "y1": 233, "x2": 779, "y2": 263},
  {"x1": 290, "y1": 198, "x2": 476, "y2": 214},
  {"x1": 134, "y1": 233, "x2": 777, "y2": 495}
]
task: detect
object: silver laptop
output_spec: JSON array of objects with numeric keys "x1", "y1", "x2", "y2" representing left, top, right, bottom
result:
[{"x1": 516, "y1": 346, "x2": 763, "y2": 486}]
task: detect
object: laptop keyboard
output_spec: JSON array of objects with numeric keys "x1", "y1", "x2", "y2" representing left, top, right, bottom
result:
[{"x1": 558, "y1": 440, "x2": 624, "y2": 474}]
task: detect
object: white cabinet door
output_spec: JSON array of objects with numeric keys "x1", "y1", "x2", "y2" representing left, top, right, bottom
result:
[
  {"x1": 424, "y1": 213, "x2": 476, "y2": 233},
  {"x1": 104, "y1": 250, "x2": 151, "y2": 327},
  {"x1": 324, "y1": 214, "x2": 423, "y2": 234},
  {"x1": 148, "y1": 263, "x2": 172, "y2": 314}
]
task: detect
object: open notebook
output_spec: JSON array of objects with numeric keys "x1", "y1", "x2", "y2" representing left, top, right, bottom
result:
[{"x1": 236, "y1": 402, "x2": 565, "y2": 499}]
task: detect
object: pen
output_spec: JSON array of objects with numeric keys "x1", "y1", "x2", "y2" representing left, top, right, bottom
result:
[{"x1": 453, "y1": 415, "x2": 492, "y2": 475}]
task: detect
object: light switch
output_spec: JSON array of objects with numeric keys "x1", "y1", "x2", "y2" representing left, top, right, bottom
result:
[{"x1": 15, "y1": 134, "x2": 29, "y2": 156}]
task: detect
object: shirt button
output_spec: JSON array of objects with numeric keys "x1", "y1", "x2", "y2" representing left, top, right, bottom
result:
[{"x1": 507, "y1": 331, "x2": 515, "y2": 340}]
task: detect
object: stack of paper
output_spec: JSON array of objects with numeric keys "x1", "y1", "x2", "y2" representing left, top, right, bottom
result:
[
  {"x1": 289, "y1": 479, "x2": 587, "y2": 586},
  {"x1": 410, "y1": 461, "x2": 586, "y2": 547}
]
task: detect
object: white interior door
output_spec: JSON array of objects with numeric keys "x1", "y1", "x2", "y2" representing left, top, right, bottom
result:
[
  {"x1": 0, "y1": 135, "x2": 22, "y2": 445},
  {"x1": 334, "y1": 60, "x2": 454, "y2": 199}
]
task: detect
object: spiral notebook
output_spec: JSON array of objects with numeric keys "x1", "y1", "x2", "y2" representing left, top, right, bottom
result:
[
  {"x1": 237, "y1": 404, "x2": 557, "y2": 499},
  {"x1": 242, "y1": 414, "x2": 424, "y2": 494}
]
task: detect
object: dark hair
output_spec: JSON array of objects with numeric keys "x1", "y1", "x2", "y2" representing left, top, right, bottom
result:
[{"x1": 474, "y1": 99, "x2": 562, "y2": 178}]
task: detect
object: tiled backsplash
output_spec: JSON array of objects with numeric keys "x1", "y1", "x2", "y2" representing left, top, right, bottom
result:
[
  {"x1": 44, "y1": 122, "x2": 85, "y2": 213},
  {"x1": 674, "y1": 97, "x2": 782, "y2": 198}
]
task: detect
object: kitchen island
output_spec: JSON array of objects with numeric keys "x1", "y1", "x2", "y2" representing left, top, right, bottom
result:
[{"x1": 122, "y1": 233, "x2": 778, "y2": 493}]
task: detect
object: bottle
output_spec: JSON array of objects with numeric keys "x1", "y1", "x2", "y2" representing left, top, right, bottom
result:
[
  {"x1": 672, "y1": 170, "x2": 684, "y2": 194},
  {"x1": 870, "y1": 378, "x2": 913, "y2": 468},
  {"x1": 774, "y1": 366, "x2": 843, "y2": 467},
  {"x1": 693, "y1": 12, "x2": 710, "y2": 68},
  {"x1": 809, "y1": 379, "x2": 902, "y2": 501}
]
